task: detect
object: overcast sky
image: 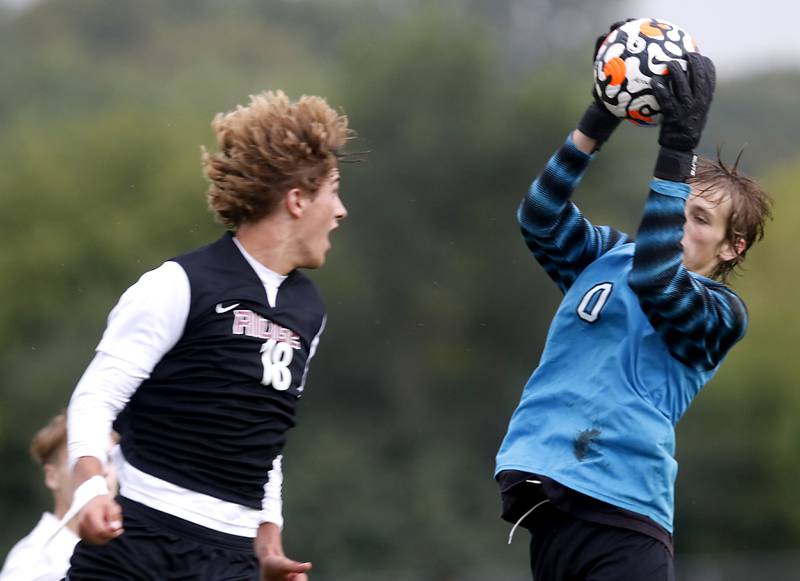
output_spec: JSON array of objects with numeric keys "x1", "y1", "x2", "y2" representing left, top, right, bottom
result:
[
  {"x1": 0, "y1": 0, "x2": 30, "y2": 9},
  {"x1": 3, "y1": 0, "x2": 799, "y2": 80},
  {"x1": 631, "y1": 0, "x2": 800, "y2": 78}
]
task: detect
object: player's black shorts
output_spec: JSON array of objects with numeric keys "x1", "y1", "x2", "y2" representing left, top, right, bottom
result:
[
  {"x1": 66, "y1": 496, "x2": 259, "y2": 580},
  {"x1": 527, "y1": 502, "x2": 674, "y2": 581}
]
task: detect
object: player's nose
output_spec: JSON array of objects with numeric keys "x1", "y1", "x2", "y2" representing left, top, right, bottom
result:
[{"x1": 336, "y1": 199, "x2": 348, "y2": 221}]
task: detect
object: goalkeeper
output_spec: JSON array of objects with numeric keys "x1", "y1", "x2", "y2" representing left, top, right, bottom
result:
[{"x1": 494, "y1": 35, "x2": 772, "y2": 581}]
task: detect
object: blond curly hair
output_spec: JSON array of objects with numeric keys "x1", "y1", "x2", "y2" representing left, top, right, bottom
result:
[{"x1": 202, "y1": 90, "x2": 350, "y2": 229}]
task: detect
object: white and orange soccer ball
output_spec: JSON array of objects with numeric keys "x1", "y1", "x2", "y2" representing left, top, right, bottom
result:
[{"x1": 593, "y1": 18, "x2": 698, "y2": 126}]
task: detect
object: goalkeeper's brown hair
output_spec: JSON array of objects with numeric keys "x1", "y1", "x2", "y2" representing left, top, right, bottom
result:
[
  {"x1": 689, "y1": 152, "x2": 773, "y2": 283},
  {"x1": 30, "y1": 411, "x2": 67, "y2": 466},
  {"x1": 202, "y1": 90, "x2": 351, "y2": 229}
]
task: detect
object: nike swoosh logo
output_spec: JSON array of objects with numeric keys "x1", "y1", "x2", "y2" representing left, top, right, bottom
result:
[{"x1": 215, "y1": 302, "x2": 240, "y2": 314}]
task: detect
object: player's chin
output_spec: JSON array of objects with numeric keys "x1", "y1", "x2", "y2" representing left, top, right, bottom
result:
[
  {"x1": 300, "y1": 250, "x2": 328, "y2": 270},
  {"x1": 303, "y1": 237, "x2": 334, "y2": 268},
  {"x1": 318, "y1": 239, "x2": 334, "y2": 264}
]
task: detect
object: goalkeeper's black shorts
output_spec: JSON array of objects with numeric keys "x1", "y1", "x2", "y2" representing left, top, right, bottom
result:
[
  {"x1": 65, "y1": 496, "x2": 258, "y2": 580},
  {"x1": 526, "y1": 501, "x2": 674, "y2": 581}
]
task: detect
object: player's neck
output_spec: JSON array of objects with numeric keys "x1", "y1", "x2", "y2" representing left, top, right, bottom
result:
[
  {"x1": 53, "y1": 496, "x2": 73, "y2": 525},
  {"x1": 235, "y1": 218, "x2": 298, "y2": 275}
]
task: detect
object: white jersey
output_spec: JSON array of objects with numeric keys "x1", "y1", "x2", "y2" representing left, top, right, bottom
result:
[{"x1": 0, "y1": 513, "x2": 79, "y2": 581}]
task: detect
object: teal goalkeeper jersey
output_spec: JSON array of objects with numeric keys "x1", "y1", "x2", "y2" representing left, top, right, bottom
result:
[{"x1": 495, "y1": 135, "x2": 747, "y2": 533}]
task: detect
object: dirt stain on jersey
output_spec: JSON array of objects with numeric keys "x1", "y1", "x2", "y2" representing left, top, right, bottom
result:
[{"x1": 574, "y1": 428, "x2": 602, "y2": 461}]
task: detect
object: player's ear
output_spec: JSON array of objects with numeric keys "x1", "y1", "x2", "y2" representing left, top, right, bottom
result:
[
  {"x1": 719, "y1": 236, "x2": 745, "y2": 262},
  {"x1": 285, "y1": 188, "x2": 308, "y2": 218},
  {"x1": 43, "y1": 463, "x2": 59, "y2": 492}
]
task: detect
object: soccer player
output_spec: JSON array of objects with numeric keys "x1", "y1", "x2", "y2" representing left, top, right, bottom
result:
[
  {"x1": 494, "y1": 47, "x2": 772, "y2": 580},
  {"x1": 1, "y1": 412, "x2": 78, "y2": 581},
  {"x1": 65, "y1": 90, "x2": 351, "y2": 580}
]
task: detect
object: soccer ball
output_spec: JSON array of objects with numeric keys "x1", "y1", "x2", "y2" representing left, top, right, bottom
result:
[{"x1": 593, "y1": 18, "x2": 698, "y2": 126}]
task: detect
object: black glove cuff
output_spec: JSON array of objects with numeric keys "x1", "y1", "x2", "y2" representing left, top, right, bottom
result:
[
  {"x1": 577, "y1": 102, "x2": 621, "y2": 148},
  {"x1": 654, "y1": 147, "x2": 697, "y2": 182}
]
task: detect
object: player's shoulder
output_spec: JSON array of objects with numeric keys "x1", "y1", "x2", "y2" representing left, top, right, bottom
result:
[
  {"x1": 0, "y1": 513, "x2": 78, "y2": 579},
  {"x1": 284, "y1": 270, "x2": 325, "y2": 310},
  {"x1": 690, "y1": 273, "x2": 749, "y2": 327},
  {"x1": 170, "y1": 232, "x2": 234, "y2": 266},
  {"x1": 118, "y1": 260, "x2": 188, "y2": 303},
  {"x1": 690, "y1": 272, "x2": 745, "y2": 302},
  {"x1": 607, "y1": 238, "x2": 635, "y2": 254},
  {"x1": 0, "y1": 514, "x2": 50, "y2": 567},
  {"x1": 593, "y1": 237, "x2": 635, "y2": 264}
]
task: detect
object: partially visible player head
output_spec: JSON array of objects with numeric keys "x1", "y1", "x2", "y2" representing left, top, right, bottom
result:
[
  {"x1": 683, "y1": 154, "x2": 772, "y2": 282},
  {"x1": 202, "y1": 90, "x2": 350, "y2": 228},
  {"x1": 30, "y1": 411, "x2": 74, "y2": 519},
  {"x1": 30, "y1": 412, "x2": 119, "y2": 524}
]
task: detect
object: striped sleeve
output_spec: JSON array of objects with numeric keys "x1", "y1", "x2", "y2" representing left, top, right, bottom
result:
[
  {"x1": 628, "y1": 179, "x2": 748, "y2": 371},
  {"x1": 518, "y1": 134, "x2": 631, "y2": 293}
]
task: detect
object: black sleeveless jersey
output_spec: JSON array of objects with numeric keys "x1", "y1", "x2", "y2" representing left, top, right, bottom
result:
[{"x1": 119, "y1": 233, "x2": 326, "y2": 509}]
